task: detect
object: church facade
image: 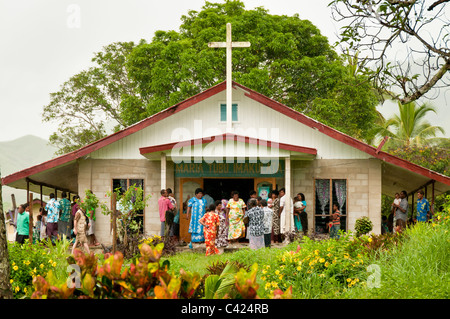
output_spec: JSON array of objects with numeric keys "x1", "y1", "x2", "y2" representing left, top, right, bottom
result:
[{"x1": 3, "y1": 81, "x2": 450, "y2": 244}]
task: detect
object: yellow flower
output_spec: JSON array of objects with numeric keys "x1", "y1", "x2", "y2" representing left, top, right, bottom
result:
[
  {"x1": 297, "y1": 266, "x2": 302, "y2": 271},
  {"x1": 275, "y1": 270, "x2": 280, "y2": 275},
  {"x1": 368, "y1": 238, "x2": 373, "y2": 243},
  {"x1": 314, "y1": 250, "x2": 319, "y2": 255},
  {"x1": 12, "y1": 262, "x2": 15, "y2": 266},
  {"x1": 52, "y1": 262, "x2": 57, "y2": 267},
  {"x1": 10, "y1": 279, "x2": 13, "y2": 284},
  {"x1": 262, "y1": 269, "x2": 267, "y2": 274},
  {"x1": 271, "y1": 281, "x2": 278, "y2": 288},
  {"x1": 279, "y1": 275, "x2": 283, "y2": 280},
  {"x1": 261, "y1": 276, "x2": 266, "y2": 281},
  {"x1": 265, "y1": 283, "x2": 271, "y2": 290},
  {"x1": 325, "y1": 262, "x2": 330, "y2": 267},
  {"x1": 15, "y1": 286, "x2": 20, "y2": 292},
  {"x1": 319, "y1": 258, "x2": 325, "y2": 263},
  {"x1": 39, "y1": 264, "x2": 44, "y2": 269},
  {"x1": 13, "y1": 266, "x2": 18, "y2": 271},
  {"x1": 347, "y1": 278, "x2": 352, "y2": 282},
  {"x1": 23, "y1": 288, "x2": 27, "y2": 293}
]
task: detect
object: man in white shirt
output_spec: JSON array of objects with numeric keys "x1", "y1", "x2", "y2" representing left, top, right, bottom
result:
[{"x1": 279, "y1": 188, "x2": 295, "y2": 241}]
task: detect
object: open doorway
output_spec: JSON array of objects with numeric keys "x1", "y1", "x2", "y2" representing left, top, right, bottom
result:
[{"x1": 203, "y1": 178, "x2": 254, "y2": 203}]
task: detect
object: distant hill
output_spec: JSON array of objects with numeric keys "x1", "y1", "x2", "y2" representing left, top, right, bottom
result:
[{"x1": 1, "y1": 135, "x2": 57, "y2": 210}]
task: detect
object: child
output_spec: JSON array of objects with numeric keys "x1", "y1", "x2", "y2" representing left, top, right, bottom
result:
[
  {"x1": 261, "y1": 199, "x2": 273, "y2": 248},
  {"x1": 214, "y1": 200, "x2": 228, "y2": 249},
  {"x1": 329, "y1": 203, "x2": 341, "y2": 239},
  {"x1": 33, "y1": 214, "x2": 42, "y2": 243},
  {"x1": 199, "y1": 204, "x2": 220, "y2": 256},
  {"x1": 245, "y1": 198, "x2": 265, "y2": 250},
  {"x1": 391, "y1": 193, "x2": 401, "y2": 234},
  {"x1": 39, "y1": 208, "x2": 48, "y2": 242}
]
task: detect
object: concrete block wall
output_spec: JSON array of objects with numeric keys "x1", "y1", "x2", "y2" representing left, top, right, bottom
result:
[
  {"x1": 77, "y1": 159, "x2": 174, "y2": 245},
  {"x1": 292, "y1": 158, "x2": 382, "y2": 234}
]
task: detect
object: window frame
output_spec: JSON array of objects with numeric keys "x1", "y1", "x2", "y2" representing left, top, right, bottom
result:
[
  {"x1": 111, "y1": 178, "x2": 145, "y2": 233},
  {"x1": 313, "y1": 178, "x2": 348, "y2": 234},
  {"x1": 219, "y1": 102, "x2": 239, "y2": 123}
]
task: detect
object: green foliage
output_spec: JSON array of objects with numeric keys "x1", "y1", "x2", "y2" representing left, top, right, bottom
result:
[
  {"x1": 260, "y1": 235, "x2": 370, "y2": 298},
  {"x1": 8, "y1": 238, "x2": 72, "y2": 298},
  {"x1": 44, "y1": 1, "x2": 380, "y2": 154},
  {"x1": 389, "y1": 145, "x2": 450, "y2": 176},
  {"x1": 354, "y1": 216, "x2": 373, "y2": 237},
  {"x1": 101, "y1": 184, "x2": 152, "y2": 259},
  {"x1": 79, "y1": 189, "x2": 99, "y2": 213}
]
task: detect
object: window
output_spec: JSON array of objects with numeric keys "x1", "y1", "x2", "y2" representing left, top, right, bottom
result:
[
  {"x1": 220, "y1": 103, "x2": 238, "y2": 122},
  {"x1": 112, "y1": 178, "x2": 144, "y2": 233},
  {"x1": 314, "y1": 179, "x2": 347, "y2": 234}
]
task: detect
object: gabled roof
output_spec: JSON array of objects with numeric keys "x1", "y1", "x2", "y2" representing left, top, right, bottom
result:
[{"x1": 2, "y1": 81, "x2": 450, "y2": 190}]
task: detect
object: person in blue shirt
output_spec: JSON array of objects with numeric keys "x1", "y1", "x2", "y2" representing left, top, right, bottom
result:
[{"x1": 415, "y1": 189, "x2": 431, "y2": 222}]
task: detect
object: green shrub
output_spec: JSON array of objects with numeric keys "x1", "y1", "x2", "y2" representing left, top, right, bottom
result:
[{"x1": 355, "y1": 216, "x2": 373, "y2": 237}]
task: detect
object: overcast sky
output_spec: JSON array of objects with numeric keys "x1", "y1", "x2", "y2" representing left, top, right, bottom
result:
[{"x1": 0, "y1": 0, "x2": 448, "y2": 143}]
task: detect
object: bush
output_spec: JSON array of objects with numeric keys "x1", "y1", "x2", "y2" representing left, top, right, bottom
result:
[
  {"x1": 355, "y1": 216, "x2": 373, "y2": 237},
  {"x1": 8, "y1": 240, "x2": 55, "y2": 297},
  {"x1": 259, "y1": 233, "x2": 370, "y2": 298}
]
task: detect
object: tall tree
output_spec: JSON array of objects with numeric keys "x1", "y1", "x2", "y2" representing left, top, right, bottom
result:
[
  {"x1": 42, "y1": 42, "x2": 146, "y2": 155},
  {"x1": 329, "y1": 0, "x2": 450, "y2": 104},
  {"x1": 43, "y1": 0, "x2": 380, "y2": 153},
  {"x1": 380, "y1": 101, "x2": 445, "y2": 147},
  {"x1": 0, "y1": 170, "x2": 13, "y2": 299}
]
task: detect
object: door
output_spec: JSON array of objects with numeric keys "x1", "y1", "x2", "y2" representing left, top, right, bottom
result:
[
  {"x1": 179, "y1": 178, "x2": 203, "y2": 243},
  {"x1": 254, "y1": 177, "x2": 276, "y2": 200}
]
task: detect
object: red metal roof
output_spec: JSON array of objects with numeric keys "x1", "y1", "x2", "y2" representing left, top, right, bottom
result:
[{"x1": 2, "y1": 81, "x2": 450, "y2": 187}]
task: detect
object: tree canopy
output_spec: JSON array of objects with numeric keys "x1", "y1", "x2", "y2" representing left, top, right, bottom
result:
[
  {"x1": 43, "y1": 0, "x2": 380, "y2": 154},
  {"x1": 329, "y1": 0, "x2": 450, "y2": 104}
]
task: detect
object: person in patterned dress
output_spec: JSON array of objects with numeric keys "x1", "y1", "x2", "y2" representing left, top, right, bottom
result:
[
  {"x1": 226, "y1": 191, "x2": 246, "y2": 247},
  {"x1": 199, "y1": 204, "x2": 220, "y2": 256},
  {"x1": 186, "y1": 188, "x2": 207, "y2": 244},
  {"x1": 214, "y1": 200, "x2": 228, "y2": 249},
  {"x1": 245, "y1": 198, "x2": 265, "y2": 250},
  {"x1": 72, "y1": 207, "x2": 90, "y2": 255},
  {"x1": 271, "y1": 190, "x2": 281, "y2": 243}
]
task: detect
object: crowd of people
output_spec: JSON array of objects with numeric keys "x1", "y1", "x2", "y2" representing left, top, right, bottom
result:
[
  {"x1": 158, "y1": 187, "x2": 310, "y2": 256},
  {"x1": 13, "y1": 192, "x2": 100, "y2": 254},
  {"x1": 381, "y1": 189, "x2": 433, "y2": 234}
]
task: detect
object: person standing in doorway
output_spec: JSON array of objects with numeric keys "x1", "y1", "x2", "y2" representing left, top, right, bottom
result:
[
  {"x1": 45, "y1": 193, "x2": 60, "y2": 243},
  {"x1": 186, "y1": 188, "x2": 207, "y2": 247},
  {"x1": 393, "y1": 190, "x2": 409, "y2": 231},
  {"x1": 58, "y1": 192, "x2": 71, "y2": 240},
  {"x1": 16, "y1": 203, "x2": 30, "y2": 244},
  {"x1": 415, "y1": 189, "x2": 431, "y2": 223},
  {"x1": 226, "y1": 190, "x2": 246, "y2": 248}
]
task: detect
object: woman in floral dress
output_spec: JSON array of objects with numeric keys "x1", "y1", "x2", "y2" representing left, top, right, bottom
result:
[
  {"x1": 186, "y1": 188, "x2": 207, "y2": 244},
  {"x1": 199, "y1": 204, "x2": 220, "y2": 256},
  {"x1": 226, "y1": 191, "x2": 246, "y2": 245}
]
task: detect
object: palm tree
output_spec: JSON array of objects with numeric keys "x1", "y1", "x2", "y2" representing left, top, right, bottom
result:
[{"x1": 380, "y1": 101, "x2": 446, "y2": 148}]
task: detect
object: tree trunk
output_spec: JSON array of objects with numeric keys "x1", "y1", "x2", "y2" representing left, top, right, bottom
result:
[{"x1": 0, "y1": 171, "x2": 13, "y2": 299}]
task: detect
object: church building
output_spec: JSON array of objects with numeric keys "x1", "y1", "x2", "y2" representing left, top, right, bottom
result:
[{"x1": 3, "y1": 80, "x2": 450, "y2": 244}]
